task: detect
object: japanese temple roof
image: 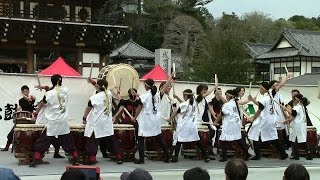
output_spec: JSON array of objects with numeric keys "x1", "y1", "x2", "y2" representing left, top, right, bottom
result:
[
  {"x1": 286, "y1": 72, "x2": 320, "y2": 85},
  {"x1": 246, "y1": 43, "x2": 273, "y2": 58},
  {"x1": 256, "y1": 28, "x2": 320, "y2": 60},
  {"x1": 110, "y1": 39, "x2": 155, "y2": 60}
]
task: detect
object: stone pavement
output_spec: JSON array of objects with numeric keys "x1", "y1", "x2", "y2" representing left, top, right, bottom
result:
[{"x1": 1, "y1": 149, "x2": 320, "y2": 180}]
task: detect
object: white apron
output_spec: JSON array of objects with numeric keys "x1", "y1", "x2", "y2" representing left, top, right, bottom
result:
[
  {"x1": 196, "y1": 96, "x2": 217, "y2": 146},
  {"x1": 176, "y1": 100, "x2": 200, "y2": 142},
  {"x1": 137, "y1": 91, "x2": 162, "y2": 137},
  {"x1": 219, "y1": 99, "x2": 242, "y2": 141},
  {"x1": 273, "y1": 91, "x2": 287, "y2": 130},
  {"x1": 160, "y1": 93, "x2": 173, "y2": 125},
  {"x1": 44, "y1": 86, "x2": 70, "y2": 137},
  {"x1": 289, "y1": 104, "x2": 307, "y2": 143},
  {"x1": 35, "y1": 106, "x2": 47, "y2": 125},
  {"x1": 248, "y1": 92, "x2": 278, "y2": 142},
  {"x1": 84, "y1": 91, "x2": 114, "y2": 138}
]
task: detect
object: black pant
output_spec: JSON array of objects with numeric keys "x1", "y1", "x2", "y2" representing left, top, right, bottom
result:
[
  {"x1": 137, "y1": 135, "x2": 169, "y2": 161},
  {"x1": 174, "y1": 141, "x2": 207, "y2": 159},
  {"x1": 292, "y1": 138, "x2": 311, "y2": 157},
  {"x1": 220, "y1": 139, "x2": 249, "y2": 159},
  {"x1": 253, "y1": 136, "x2": 287, "y2": 157},
  {"x1": 86, "y1": 134, "x2": 121, "y2": 159},
  {"x1": 6, "y1": 128, "x2": 14, "y2": 145}
]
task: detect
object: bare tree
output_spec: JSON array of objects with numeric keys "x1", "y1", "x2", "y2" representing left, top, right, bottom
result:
[{"x1": 162, "y1": 15, "x2": 208, "y2": 79}]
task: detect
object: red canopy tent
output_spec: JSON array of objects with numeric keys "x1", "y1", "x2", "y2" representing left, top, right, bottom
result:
[
  {"x1": 39, "y1": 57, "x2": 81, "y2": 76},
  {"x1": 141, "y1": 65, "x2": 168, "y2": 81}
]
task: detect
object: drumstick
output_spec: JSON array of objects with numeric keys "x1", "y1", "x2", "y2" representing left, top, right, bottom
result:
[
  {"x1": 123, "y1": 107, "x2": 133, "y2": 119},
  {"x1": 36, "y1": 71, "x2": 42, "y2": 91},
  {"x1": 89, "y1": 61, "x2": 93, "y2": 79},
  {"x1": 215, "y1": 74, "x2": 218, "y2": 89},
  {"x1": 284, "y1": 65, "x2": 289, "y2": 74},
  {"x1": 309, "y1": 110, "x2": 320, "y2": 121},
  {"x1": 172, "y1": 63, "x2": 176, "y2": 74}
]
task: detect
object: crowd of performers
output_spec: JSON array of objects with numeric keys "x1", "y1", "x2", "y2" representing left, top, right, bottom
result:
[{"x1": 1, "y1": 72, "x2": 316, "y2": 167}]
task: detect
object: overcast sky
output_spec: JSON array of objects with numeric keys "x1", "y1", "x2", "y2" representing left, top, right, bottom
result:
[{"x1": 206, "y1": 0, "x2": 320, "y2": 19}]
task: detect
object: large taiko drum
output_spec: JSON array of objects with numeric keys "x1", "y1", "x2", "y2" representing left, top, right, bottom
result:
[
  {"x1": 13, "y1": 124, "x2": 44, "y2": 164},
  {"x1": 182, "y1": 125, "x2": 210, "y2": 158},
  {"x1": 298, "y1": 126, "x2": 317, "y2": 155},
  {"x1": 113, "y1": 124, "x2": 136, "y2": 161},
  {"x1": 98, "y1": 64, "x2": 140, "y2": 99},
  {"x1": 66, "y1": 124, "x2": 86, "y2": 163},
  {"x1": 217, "y1": 127, "x2": 246, "y2": 159},
  {"x1": 13, "y1": 111, "x2": 34, "y2": 124},
  {"x1": 145, "y1": 125, "x2": 173, "y2": 160}
]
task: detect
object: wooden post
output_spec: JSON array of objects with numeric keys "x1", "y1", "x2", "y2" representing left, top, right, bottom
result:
[
  {"x1": 77, "y1": 47, "x2": 83, "y2": 75},
  {"x1": 26, "y1": 44, "x2": 34, "y2": 74}
]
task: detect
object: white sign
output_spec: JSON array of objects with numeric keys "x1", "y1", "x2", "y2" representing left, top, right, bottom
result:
[{"x1": 155, "y1": 49, "x2": 172, "y2": 75}]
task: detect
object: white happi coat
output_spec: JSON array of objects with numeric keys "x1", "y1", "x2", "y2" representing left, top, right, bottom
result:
[
  {"x1": 137, "y1": 90, "x2": 161, "y2": 137},
  {"x1": 272, "y1": 91, "x2": 286, "y2": 130},
  {"x1": 219, "y1": 99, "x2": 242, "y2": 141},
  {"x1": 195, "y1": 97, "x2": 206, "y2": 124},
  {"x1": 160, "y1": 93, "x2": 174, "y2": 125},
  {"x1": 35, "y1": 106, "x2": 47, "y2": 125},
  {"x1": 44, "y1": 86, "x2": 70, "y2": 137},
  {"x1": 84, "y1": 91, "x2": 114, "y2": 138},
  {"x1": 289, "y1": 103, "x2": 307, "y2": 143},
  {"x1": 176, "y1": 100, "x2": 200, "y2": 142},
  {"x1": 248, "y1": 92, "x2": 278, "y2": 142}
]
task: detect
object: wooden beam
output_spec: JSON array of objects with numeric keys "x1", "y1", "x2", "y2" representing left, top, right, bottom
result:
[{"x1": 26, "y1": 44, "x2": 34, "y2": 73}]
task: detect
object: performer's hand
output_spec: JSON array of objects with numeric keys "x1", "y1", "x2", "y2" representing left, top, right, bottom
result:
[
  {"x1": 131, "y1": 116, "x2": 136, "y2": 122},
  {"x1": 246, "y1": 117, "x2": 253, "y2": 123},
  {"x1": 213, "y1": 122, "x2": 219, "y2": 126},
  {"x1": 32, "y1": 111, "x2": 38, "y2": 119},
  {"x1": 287, "y1": 72, "x2": 293, "y2": 79}
]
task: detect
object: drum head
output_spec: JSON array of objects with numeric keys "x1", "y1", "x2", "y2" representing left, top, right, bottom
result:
[{"x1": 98, "y1": 64, "x2": 140, "y2": 99}]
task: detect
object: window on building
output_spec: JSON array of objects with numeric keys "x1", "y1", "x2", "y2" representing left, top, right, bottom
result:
[
  {"x1": 274, "y1": 66, "x2": 300, "y2": 74},
  {"x1": 274, "y1": 67, "x2": 285, "y2": 74},
  {"x1": 311, "y1": 67, "x2": 320, "y2": 73},
  {"x1": 287, "y1": 66, "x2": 300, "y2": 72}
]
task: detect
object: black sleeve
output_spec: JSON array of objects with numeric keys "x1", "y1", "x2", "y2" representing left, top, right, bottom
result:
[
  {"x1": 88, "y1": 100, "x2": 93, "y2": 107},
  {"x1": 177, "y1": 108, "x2": 181, "y2": 114},
  {"x1": 137, "y1": 99, "x2": 143, "y2": 105},
  {"x1": 196, "y1": 95, "x2": 203, "y2": 103},
  {"x1": 271, "y1": 89, "x2": 276, "y2": 97},
  {"x1": 18, "y1": 99, "x2": 23, "y2": 106},
  {"x1": 291, "y1": 110, "x2": 298, "y2": 117},
  {"x1": 258, "y1": 102, "x2": 265, "y2": 110},
  {"x1": 118, "y1": 99, "x2": 126, "y2": 107},
  {"x1": 160, "y1": 94, "x2": 163, "y2": 100},
  {"x1": 42, "y1": 96, "x2": 47, "y2": 104}
]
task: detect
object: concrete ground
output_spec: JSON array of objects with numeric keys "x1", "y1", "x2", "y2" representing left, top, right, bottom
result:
[{"x1": 1, "y1": 149, "x2": 320, "y2": 180}]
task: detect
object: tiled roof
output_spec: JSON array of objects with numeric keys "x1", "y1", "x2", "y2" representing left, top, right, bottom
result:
[
  {"x1": 246, "y1": 42, "x2": 273, "y2": 57},
  {"x1": 256, "y1": 28, "x2": 320, "y2": 60},
  {"x1": 286, "y1": 73, "x2": 320, "y2": 85},
  {"x1": 110, "y1": 39, "x2": 155, "y2": 60}
]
